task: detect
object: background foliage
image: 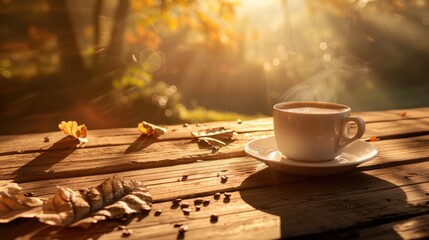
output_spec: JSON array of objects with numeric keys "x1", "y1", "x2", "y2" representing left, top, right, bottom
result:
[{"x1": 1, "y1": 0, "x2": 428, "y2": 134}]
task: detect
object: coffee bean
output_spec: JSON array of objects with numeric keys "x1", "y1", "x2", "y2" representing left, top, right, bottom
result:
[
  {"x1": 155, "y1": 209, "x2": 162, "y2": 216},
  {"x1": 210, "y1": 213, "x2": 219, "y2": 223},
  {"x1": 23, "y1": 192, "x2": 34, "y2": 197},
  {"x1": 172, "y1": 198, "x2": 182, "y2": 204},
  {"x1": 122, "y1": 228, "x2": 133, "y2": 236},
  {"x1": 174, "y1": 223, "x2": 183, "y2": 228},
  {"x1": 118, "y1": 225, "x2": 126, "y2": 230},
  {"x1": 194, "y1": 198, "x2": 204, "y2": 204},
  {"x1": 195, "y1": 205, "x2": 202, "y2": 211},
  {"x1": 182, "y1": 174, "x2": 188, "y2": 181},
  {"x1": 237, "y1": 119, "x2": 242, "y2": 124},
  {"x1": 181, "y1": 202, "x2": 190, "y2": 208},
  {"x1": 183, "y1": 123, "x2": 189, "y2": 127},
  {"x1": 224, "y1": 192, "x2": 231, "y2": 197},
  {"x1": 221, "y1": 175, "x2": 228, "y2": 180},
  {"x1": 203, "y1": 199, "x2": 210, "y2": 206},
  {"x1": 214, "y1": 192, "x2": 221, "y2": 199}
]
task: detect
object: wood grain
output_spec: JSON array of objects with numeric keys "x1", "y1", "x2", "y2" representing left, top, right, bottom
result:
[
  {"x1": 0, "y1": 107, "x2": 428, "y2": 239},
  {"x1": 2, "y1": 161, "x2": 429, "y2": 239},
  {"x1": 0, "y1": 107, "x2": 427, "y2": 155}
]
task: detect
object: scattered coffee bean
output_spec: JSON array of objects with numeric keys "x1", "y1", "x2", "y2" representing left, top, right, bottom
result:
[
  {"x1": 210, "y1": 213, "x2": 219, "y2": 222},
  {"x1": 195, "y1": 205, "x2": 202, "y2": 211},
  {"x1": 203, "y1": 199, "x2": 210, "y2": 206},
  {"x1": 118, "y1": 225, "x2": 126, "y2": 230},
  {"x1": 174, "y1": 223, "x2": 183, "y2": 228},
  {"x1": 155, "y1": 209, "x2": 162, "y2": 216},
  {"x1": 214, "y1": 192, "x2": 221, "y2": 199},
  {"x1": 23, "y1": 192, "x2": 34, "y2": 197},
  {"x1": 181, "y1": 174, "x2": 188, "y2": 181},
  {"x1": 224, "y1": 192, "x2": 231, "y2": 197},
  {"x1": 179, "y1": 225, "x2": 189, "y2": 232},
  {"x1": 43, "y1": 136, "x2": 50, "y2": 142},
  {"x1": 172, "y1": 198, "x2": 182, "y2": 204},
  {"x1": 183, "y1": 123, "x2": 189, "y2": 127},
  {"x1": 122, "y1": 228, "x2": 133, "y2": 236},
  {"x1": 237, "y1": 119, "x2": 242, "y2": 124},
  {"x1": 181, "y1": 202, "x2": 190, "y2": 208},
  {"x1": 194, "y1": 198, "x2": 203, "y2": 204}
]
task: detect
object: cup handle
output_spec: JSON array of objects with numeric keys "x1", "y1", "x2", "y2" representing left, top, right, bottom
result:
[{"x1": 340, "y1": 116, "x2": 365, "y2": 146}]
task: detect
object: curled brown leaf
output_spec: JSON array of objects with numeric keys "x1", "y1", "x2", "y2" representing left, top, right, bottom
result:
[
  {"x1": 38, "y1": 176, "x2": 152, "y2": 229},
  {"x1": 138, "y1": 121, "x2": 167, "y2": 138},
  {"x1": 198, "y1": 137, "x2": 226, "y2": 148},
  {"x1": 191, "y1": 127, "x2": 235, "y2": 140},
  {"x1": 0, "y1": 181, "x2": 44, "y2": 223}
]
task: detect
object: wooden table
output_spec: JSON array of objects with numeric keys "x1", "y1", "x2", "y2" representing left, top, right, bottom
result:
[{"x1": 1, "y1": 107, "x2": 429, "y2": 239}]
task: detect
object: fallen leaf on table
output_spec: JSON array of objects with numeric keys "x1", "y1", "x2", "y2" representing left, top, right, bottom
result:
[
  {"x1": 38, "y1": 176, "x2": 152, "y2": 229},
  {"x1": 198, "y1": 137, "x2": 227, "y2": 148},
  {"x1": 0, "y1": 181, "x2": 44, "y2": 223},
  {"x1": 138, "y1": 121, "x2": 167, "y2": 138},
  {"x1": 191, "y1": 127, "x2": 235, "y2": 140},
  {"x1": 58, "y1": 121, "x2": 88, "y2": 143}
]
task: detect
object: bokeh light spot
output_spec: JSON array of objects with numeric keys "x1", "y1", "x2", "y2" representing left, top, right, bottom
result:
[
  {"x1": 319, "y1": 42, "x2": 328, "y2": 50},
  {"x1": 1, "y1": 70, "x2": 11, "y2": 78},
  {"x1": 323, "y1": 53, "x2": 332, "y2": 62},
  {"x1": 164, "y1": 109, "x2": 173, "y2": 117}
]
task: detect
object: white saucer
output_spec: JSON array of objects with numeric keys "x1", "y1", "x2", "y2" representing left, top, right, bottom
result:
[{"x1": 244, "y1": 136, "x2": 378, "y2": 176}]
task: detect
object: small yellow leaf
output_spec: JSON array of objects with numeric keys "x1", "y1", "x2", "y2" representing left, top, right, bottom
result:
[
  {"x1": 58, "y1": 121, "x2": 88, "y2": 142},
  {"x1": 137, "y1": 121, "x2": 167, "y2": 138}
]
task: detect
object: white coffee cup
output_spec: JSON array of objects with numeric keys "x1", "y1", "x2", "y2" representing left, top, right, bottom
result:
[{"x1": 273, "y1": 101, "x2": 365, "y2": 161}]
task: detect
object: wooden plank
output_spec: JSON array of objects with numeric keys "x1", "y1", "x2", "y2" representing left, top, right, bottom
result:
[
  {"x1": 12, "y1": 134, "x2": 429, "y2": 202},
  {"x1": 2, "y1": 162, "x2": 429, "y2": 239},
  {"x1": 0, "y1": 107, "x2": 427, "y2": 155},
  {"x1": 1, "y1": 118, "x2": 428, "y2": 183}
]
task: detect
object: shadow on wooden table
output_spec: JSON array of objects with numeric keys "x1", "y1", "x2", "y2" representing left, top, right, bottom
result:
[
  {"x1": 0, "y1": 211, "x2": 150, "y2": 239},
  {"x1": 239, "y1": 168, "x2": 419, "y2": 239},
  {"x1": 124, "y1": 135, "x2": 155, "y2": 154},
  {"x1": 12, "y1": 136, "x2": 79, "y2": 183}
]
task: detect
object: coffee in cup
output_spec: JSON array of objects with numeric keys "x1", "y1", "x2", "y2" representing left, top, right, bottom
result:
[{"x1": 273, "y1": 101, "x2": 365, "y2": 161}]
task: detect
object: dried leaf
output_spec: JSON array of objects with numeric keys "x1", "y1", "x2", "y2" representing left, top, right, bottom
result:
[
  {"x1": 38, "y1": 176, "x2": 152, "y2": 229},
  {"x1": 198, "y1": 137, "x2": 226, "y2": 148},
  {"x1": 191, "y1": 127, "x2": 235, "y2": 140},
  {"x1": 0, "y1": 181, "x2": 44, "y2": 223},
  {"x1": 58, "y1": 121, "x2": 88, "y2": 143},
  {"x1": 138, "y1": 121, "x2": 167, "y2": 138}
]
